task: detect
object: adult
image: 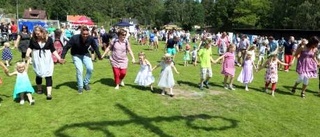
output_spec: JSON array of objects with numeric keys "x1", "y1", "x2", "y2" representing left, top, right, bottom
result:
[
  {"x1": 283, "y1": 36, "x2": 296, "y2": 71},
  {"x1": 26, "y1": 26, "x2": 63, "y2": 100},
  {"x1": 165, "y1": 36, "x2": 179, "y2": 59},
  {"x1": 237, "y1": 35, "x2": 250, "y2": 64},
  {"x1": 101, "y1": 30, "x2": 112, "y2": 51},
  {"x1": 216, "y1": 32, "x2": 229, "y2": 56},
  {"x1": 101, "y1": 29, "x2": 135, "y2": 89},
  {"x1": 64, "y1": 24, "x2": 74, "y2": 39},
  {"x1": 13, "y1": 25, "x2": 31, "y2": 62},
  {"x1": 10, "y1": 21, "x2": 18, "y2": 40},
  {"x1": 61, "y1": 26, "x2": 102, "y2": 94},
  {"x1": 90, "y1": 26, "x2": 100, "y2": 61},
  {"x1": 290, "y1": 36, "x2": 319, "y2": 98},
  {"x1": 267, "y1": 36, "x2": 278, "y2": 55},
  {"x1": 51, "y1": 29, "x2": 68, "y2": 63}
]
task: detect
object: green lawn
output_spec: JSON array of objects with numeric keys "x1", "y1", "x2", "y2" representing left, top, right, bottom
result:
[{"x1": 0, "y1": 39, "x2": 319, "y2": 137}]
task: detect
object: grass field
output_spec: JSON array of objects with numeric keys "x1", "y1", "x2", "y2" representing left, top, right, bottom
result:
[{"x1": 0, "y1": 39, "x2": 319, "y2": 137}]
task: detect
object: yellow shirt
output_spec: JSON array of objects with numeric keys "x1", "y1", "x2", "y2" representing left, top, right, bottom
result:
[{"x1": 198, "y1": 47, "x2": 212, "y2": 68}]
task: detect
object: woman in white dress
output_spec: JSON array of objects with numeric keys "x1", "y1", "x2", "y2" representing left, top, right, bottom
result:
[{"x1": 26, "y1": 26, "x2": 63, "y2": 100}]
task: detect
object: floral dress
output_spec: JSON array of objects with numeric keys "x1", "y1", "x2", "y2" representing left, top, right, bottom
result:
[{"x1": 265, "y1": 60, "x2": 278, "y2": 83}]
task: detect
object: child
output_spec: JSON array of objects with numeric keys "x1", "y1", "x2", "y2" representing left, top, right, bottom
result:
[
  {"x1": 257, "y1": 41, "x2": 267, "y2": 68},
  {"x1": 290, "y1": 36, "x2": 319, "y2": 98},
  {"x1": 191, "y1": 45, "x2": 198, "y2": 66},
  {"x1": 214, "y1": 44, "x2": 236, "y2": 90},
  {"x1": 246, "y1": 45, "x2": 256, "y2": 63},
  {"x1": 153, "y1": 53, "x2": 179, "y2": 97},
  {"x1": 237, "y1": 52, "x2": 257, "y2": 91},
  {"x1": 183, "y1": 44, "x2": 191, "y2": 66},
  {"x1": 259, "y1": 51, "x2": 288, "y2": 96},
  {"x1": 6, "y1": 60, "x2": 35, "y2": 105},
  {"x1": 0, "y1": 42, "x2": 13, "y2": 66},
  {"x1": 195, "y1": 41, "x2": 214, "y2": 90},
  {"x1": 134, "y1": 52, "x2": 155, "y2": 91}
]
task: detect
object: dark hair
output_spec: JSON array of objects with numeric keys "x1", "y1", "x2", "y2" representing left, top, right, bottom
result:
[
  {"x1": 54, "y1": 29, "x2": 62, "y2": 38},
  {"x1": 81, "y1": 26, "x2": 89, "y2": 32},
  {"x1": 21, "y1": 25, "x2": 29, "y2": 33},
  {"x1": 306, "y1": 36, "x2": 319, "y2": 48}
]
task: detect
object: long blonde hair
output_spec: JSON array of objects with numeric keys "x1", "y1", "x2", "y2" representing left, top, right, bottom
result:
[{"x1": 32, "y1": 26, "x2": 48, "y2": 42}]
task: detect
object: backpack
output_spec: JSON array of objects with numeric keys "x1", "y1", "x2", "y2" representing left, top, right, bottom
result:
[{"x1": 110, "y1": 39, "x2": 128, "y2": 52}]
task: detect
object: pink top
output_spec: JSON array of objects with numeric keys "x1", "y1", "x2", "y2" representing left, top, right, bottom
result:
[
  {"x1": 110, "y1": 39, "x2": 130, "y2": 69},
  {"x1": 296, "y1": 49, "x2": 318, "y2": 78},
  {"x1": 221, "y1": 52, "x2": 235, "y2": 76}
]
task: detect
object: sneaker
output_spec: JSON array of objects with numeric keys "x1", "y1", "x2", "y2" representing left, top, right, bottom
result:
[
  {"x1": 161, "y1": 91, "x2": 165, "y2": 95},
  {"x1": 199, "y1": 83, "x2": 204, "y2": 90},
  {"x1": 20, "y1": 100, "x2": 25, "y2": 105},
  {"x1": 204, "y1": 81, "x2": 209, "y2": 89},
  {"x1": 229, "y1": 85, "x2": 235, "y2": 91},
  {"x1": 224, "y1": 85, "x2": 228, "y2": 90},
  {"x1": 245, "y1": 87, "x2": 249, "y2": 91},
  {"x1": 271, "y1": 91, "x2": 275, "y2": 97},
  {"x1": 115, "y1": 85, "x2": 120, "y2": 90},
  {"x1": 84, "y1": 84, "x2": 91, "y2": 91},
  {"x1": 78, "y1": 88, "x2": 83, "y2": 94},
  {"x1": 30, "y1": 100, "x2": 35, "y2": 105},
  {"x1": 264, "y1": 88, "x2": 268, "y2": 93},
  {"x1": 120, "y1": 81, "x2": 125, "y2": 87},
  {"x1": 46, "y1": 94, "x2": 52, "y2": 100}
]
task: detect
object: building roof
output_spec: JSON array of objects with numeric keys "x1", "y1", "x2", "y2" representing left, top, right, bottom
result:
[{"x1": 23, "y1": 8, "x2": 47, "y2": 20}]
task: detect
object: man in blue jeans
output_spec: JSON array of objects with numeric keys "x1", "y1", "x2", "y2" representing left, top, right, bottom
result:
[{"x1": 61, "y1": 26, "x2": 102, "y2": 94}]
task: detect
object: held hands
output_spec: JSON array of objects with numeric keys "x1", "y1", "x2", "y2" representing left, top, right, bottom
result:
[
  {"x1": 132, "y1": 58, "x2": 136, "y2": 63},
  {"x1": 58, "y1": 59, "x2": 66, "y2": 64}
]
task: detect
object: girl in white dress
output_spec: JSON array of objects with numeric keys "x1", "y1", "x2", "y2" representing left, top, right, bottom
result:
[
  {"x1": 134, "y1": 52, "x2": 155, "y2": 91},
  {"x1": 153, "y1": 53, "x2": 179, "y2": 97}
]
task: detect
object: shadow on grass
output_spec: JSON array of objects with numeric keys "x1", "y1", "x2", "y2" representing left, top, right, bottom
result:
[
  {"x1": 282, "y1": 85, "x2": 318, "y2": 94},
  {"x1": 93, "y1": 78, "x2": 115, "y2": 87},
  {"x1": 54, "y1": 103, "x2": 239, "y2": 137},
  {"x1": 55, "y1": 81, "x2": 78, "y2": 90},
  {"x1": 125, "y1": 83, "x2": 163, "y2": 95},
  {"x1": 0, "y1": 94, "x2": 10, "y2": 103}
]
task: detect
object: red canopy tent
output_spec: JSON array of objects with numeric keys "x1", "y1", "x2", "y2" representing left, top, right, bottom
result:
[{"x1": 69, "y1": 15, "x2": 94, "y2": 25}]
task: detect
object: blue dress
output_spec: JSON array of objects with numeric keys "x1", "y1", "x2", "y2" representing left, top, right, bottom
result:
[
  {"x1": 13, "y1": 71, "x2": 34, "y2": 99},
  {"x1": 2, "y1": 47, "x2": 13, "y2": 60}
]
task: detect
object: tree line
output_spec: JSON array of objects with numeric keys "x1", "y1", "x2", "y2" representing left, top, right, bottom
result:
[{"x1": 1, "y1": 0, "x2": 320, "y2": 31}]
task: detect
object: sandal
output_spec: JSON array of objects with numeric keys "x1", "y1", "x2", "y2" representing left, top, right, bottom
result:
[{"x1": 301, "y1": 92, "x2": 305, "y2": 98}]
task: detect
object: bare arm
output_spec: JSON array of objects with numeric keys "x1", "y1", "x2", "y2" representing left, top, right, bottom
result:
[
  {"x1": 6, "y1": 71, "x2": 17, "y2": 77},
  {"x1": 14, "y1": 35, "x2": 21, "y2": 48},
  {"x1": 258, "y1": 59, "x2": 269, "y2": 71},
  {"x1": 290, "y1": 47, "x2": 303, "y2": 65},
  {"x1": 101, "y1": 45, "x2": 111, "y2": 58},
  {"x1": 214, "y1": 54, "x2": 225, "y2": 63},
  {"x1": 145, "y1": 59, "x2": 153, "y2": 70},
  {"x1": 0, "y1": 61, "x2": 8, "y2": 73},
  {"x1": 171, "y1": 63, "x2": 179, "y2": 74},
  {"x1": 152, "y1": 63, "x2": 160, "y2": 71},
  {"x1": 277, "y1": 58, "x2": 288, "y2": 66},
  {"x1": 127, "y1": 44, "x2": 135, "y2": 63}
]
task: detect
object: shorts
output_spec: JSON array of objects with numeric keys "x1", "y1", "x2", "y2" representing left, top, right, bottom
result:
[
  {"x1": 200, "y1": 68, "x2": 213, "y2": 79},
  {"x1": 167, "y1": 48, "x2": 176, "y2": 56}
]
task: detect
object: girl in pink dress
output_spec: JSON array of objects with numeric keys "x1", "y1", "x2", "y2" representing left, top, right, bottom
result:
[
  {"x1": 214, "y1": 44, "x2": 236, "y2": 90},
  {"x1": 290, "y1": 36, "x2": 319, "y2": 98},
  {"x1": 237, "y1": 52, "x2": 257, "y2": 91},
  {"x1": 259, "y1": 52, "x2": 288, "y2": 96}
]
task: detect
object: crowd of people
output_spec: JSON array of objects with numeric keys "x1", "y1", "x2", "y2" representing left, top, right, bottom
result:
[{"x1": 0, "y1": 23, "x2": 319, "y2": 106}]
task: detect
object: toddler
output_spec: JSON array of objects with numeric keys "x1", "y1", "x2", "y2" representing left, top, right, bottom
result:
[{"x1": 6, "y1": 60, "x2": 35, "y2": 105}]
